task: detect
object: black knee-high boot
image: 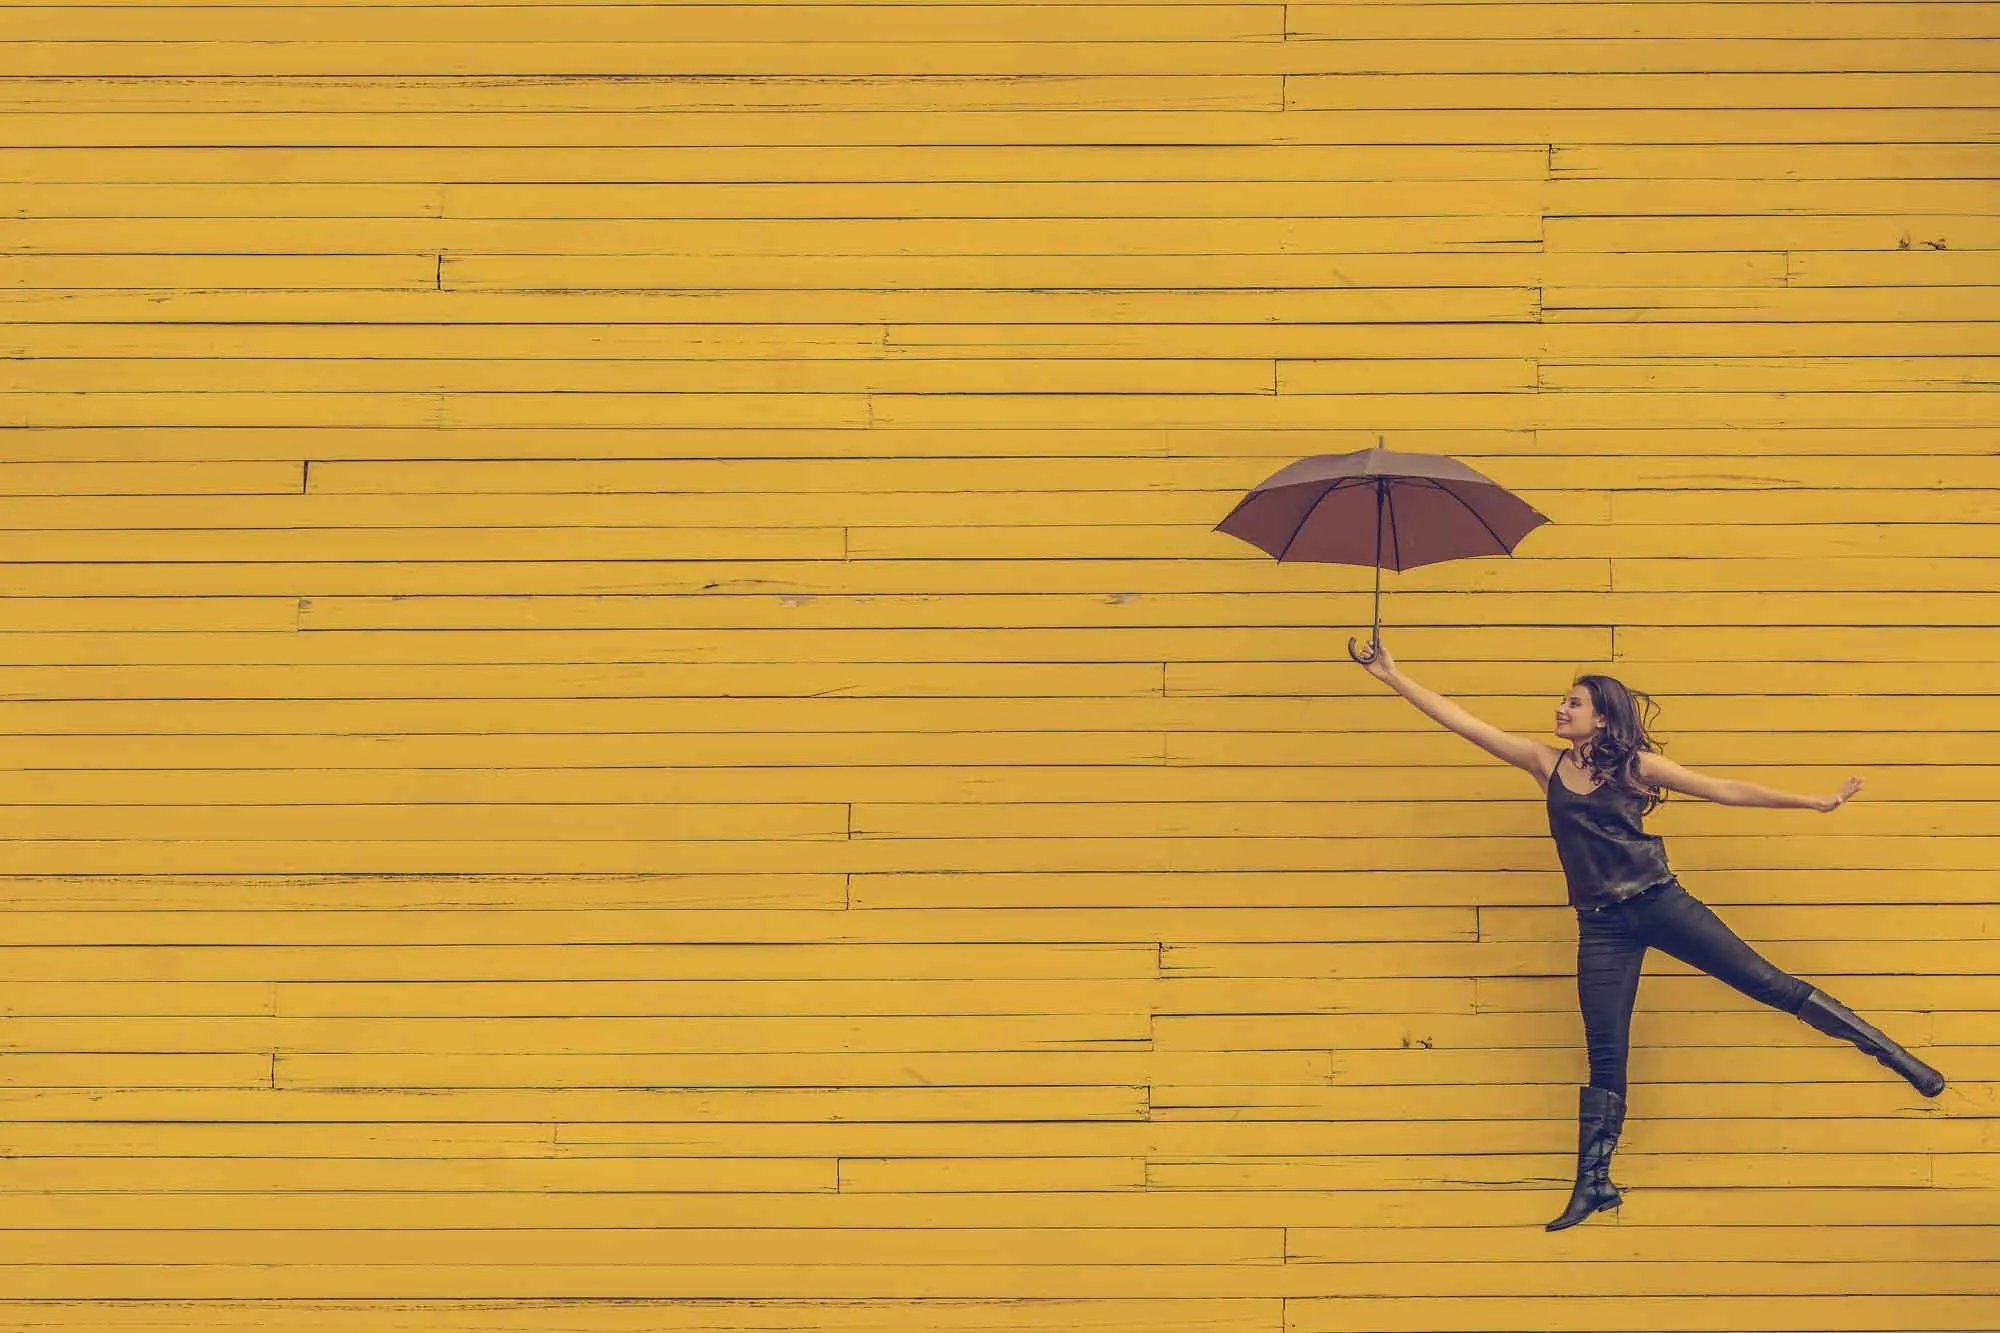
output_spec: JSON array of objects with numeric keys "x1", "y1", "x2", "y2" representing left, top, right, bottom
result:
[
  {"x1": 1795, "y1": 988, "x2": 1946, "y2": 1097},
  {"x1": 1546, "y1": 1084, "x2": 1624, "y2": 1232}
]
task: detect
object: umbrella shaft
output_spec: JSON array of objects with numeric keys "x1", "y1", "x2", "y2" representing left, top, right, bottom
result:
[{"x1": 1371, "y1": 481, "x2": 1385, "y2": 643}]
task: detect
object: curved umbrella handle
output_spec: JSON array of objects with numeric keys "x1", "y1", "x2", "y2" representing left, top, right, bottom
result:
[{"x1": 1347, "y1": 635, "x2": 1378, "y2": 665}]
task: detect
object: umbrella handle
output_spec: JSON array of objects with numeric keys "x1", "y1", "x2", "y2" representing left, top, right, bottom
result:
[{"x1": 1347, "y1": 635, "x2": 1378, "y2": 665}]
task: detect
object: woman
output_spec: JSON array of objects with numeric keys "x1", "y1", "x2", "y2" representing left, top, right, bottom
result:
[{"x1": 1354, "y1": 641, "x2": 1946, "y2": 1232}]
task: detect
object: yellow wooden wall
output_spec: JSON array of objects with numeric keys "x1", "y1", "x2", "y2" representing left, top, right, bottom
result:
[{"x1": 2, "y1": 1, "x2": 1998, "y2": 1329}]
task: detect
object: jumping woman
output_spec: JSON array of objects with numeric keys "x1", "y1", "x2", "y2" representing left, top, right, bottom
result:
[{"x1": 1353, "y1": 641, "x2": 1947, "y2": 1232}]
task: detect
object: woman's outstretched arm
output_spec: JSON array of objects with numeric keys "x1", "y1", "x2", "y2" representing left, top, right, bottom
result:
[
  {"x1": 1636, "y1": 752, "x2": 1862, "y2": 812},
  {"x1": 1357, "y1": 641, "x2": 1553, "y2": 778}
]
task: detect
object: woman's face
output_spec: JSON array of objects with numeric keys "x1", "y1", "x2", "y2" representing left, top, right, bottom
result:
[{"x1": 1554, "y1": 685, "x2": 1606, "y2": 742}]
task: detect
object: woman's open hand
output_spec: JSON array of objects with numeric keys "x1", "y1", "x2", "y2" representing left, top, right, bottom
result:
[{"x1": 1817, "y1": 777, "x2": 1863, "y2": 812}]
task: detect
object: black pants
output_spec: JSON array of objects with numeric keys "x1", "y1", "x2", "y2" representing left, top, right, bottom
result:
[{"x1": 1575, "y1": 878, "x2": 1814, "y2": 1099}]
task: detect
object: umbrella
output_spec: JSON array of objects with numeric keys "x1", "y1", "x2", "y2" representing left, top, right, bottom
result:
[{"x1": 1213, "y1": 438, "x2": 1550, "y2": 663}]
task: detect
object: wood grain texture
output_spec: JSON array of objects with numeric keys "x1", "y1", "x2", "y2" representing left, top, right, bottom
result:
[{"x1": 0, "y1": 1, "x2": 1996, "y2": 1329}]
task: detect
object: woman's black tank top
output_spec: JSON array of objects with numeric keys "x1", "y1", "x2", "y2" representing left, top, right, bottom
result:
[{"x1": 1546, "y1": 751, "x2": 1675, "y2": 910}]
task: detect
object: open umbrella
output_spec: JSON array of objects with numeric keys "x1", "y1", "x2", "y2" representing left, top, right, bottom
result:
[{"x1": 1214, "y1": 439, "x2": 1550, "y2": 663}]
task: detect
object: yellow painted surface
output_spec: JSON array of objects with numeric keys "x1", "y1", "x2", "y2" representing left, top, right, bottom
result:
[{"x1": 1, "y1": 1, "x2": 1998, "y2": 1330}]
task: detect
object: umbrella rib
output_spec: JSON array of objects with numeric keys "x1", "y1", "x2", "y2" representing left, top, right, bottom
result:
[
  {"x1": 1274, "y1": 477, "x2": 1363, "y2": 563},
  {"x1": 1386, "y1": 478, "x2": 1403, "y2": 573},
  {"x1": 1416, "y1": 476, "x2": 1516, "y2": 556}
]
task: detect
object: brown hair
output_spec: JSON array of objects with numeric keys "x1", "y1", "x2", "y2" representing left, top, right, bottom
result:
[{"x1": 1573, "y1": 674, "x2": 1668, "y2": 814}]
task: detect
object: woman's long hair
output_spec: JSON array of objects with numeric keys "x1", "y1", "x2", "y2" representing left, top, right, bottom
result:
[{"x1": 1574, "y1": 674, "x2": 1668, "y2": 814}]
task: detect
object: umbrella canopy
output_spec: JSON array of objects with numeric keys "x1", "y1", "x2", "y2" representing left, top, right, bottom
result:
[{"x1": 1214, "y1": 442, "x2": 1549, "y2": 660}]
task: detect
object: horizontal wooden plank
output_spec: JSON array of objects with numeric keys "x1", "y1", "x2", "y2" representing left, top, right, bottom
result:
[
  {"x1": 282, "y1": 590, "x2": 2000, "y2": 632},
  {"x1": 1546, "y1": 215, "x2": 2000, "y2": 253},
  {"x1": 1553, "y1": 142, "x2": 2000, "y2": 180},
  {"x1": 3, "y1": 1216, "x2": 2000, "y2": 1272},
  {"x1": 0, "y1": 6, "x2": 1292, "y2": 43},
  {"x1": 0, "y1": 803, "x2": 848, "y2": 841},
  {"x1": 0, "y1": 661, "x2": 1173, "y2": 697},
  {"x1": 1539, "y1": 357, "x2": 2000, "y2": 392},
  {"x1": 0, "y1": 978, "x2": 1169, "y2": 1018},
  {"x1": 3, "y1": 356, "x2": 1999, "y2": 399},
  {"x1": 0, "y1": 598, "x2": 294, "y2": 630},
  {"x1": 442, "y1": 253, "x2": 1769, "y2": 291},
  {"x1": 0, "y1": 214, "x2": 1539, "y2": 258},
  {"x1": 1287, "y1": 1294, "x2": 2000, "y2": 1333},
  {"x1": 0, "y1": 527, "x2": 853, "y2": 561},
  {"x1": 0, "y1": 730, "x2": 1183, "y2": 768},
  {"x1": 3, "y1": 764, "x2": 1992, "y2": 809},
  {"x1": 0, "y1": 1053, "x2": 269, "y2": 1088},
  {"x1": 1477, "y1": 972, "x2": 1992, "y2": 1013},
  {"x1": 1, "y1": 106, "x2": 1992, "y2": 147},
  {"x1": 1, "y1": 254, "x2": 438, "y2": 291},
  {"x1": 874, "y1": 389, "x2": 2000, "y2": 427},
  {"x1": 0, "y1": 357, "x2": 1287, "y2": 395},
  {"x1": 1149, "y1": 1154, "x2": 1936, "y2": 1191},
  {"x1": 0, "y1": 1184, "x2": 1992, "y2": 1232},
  {"x1": 0, "y1": 1225, "x2": 1298, "y2": 1266},
  {"x1": 0, "y1": 490, "x2": 1616, "y2": 530},
  {"x1": 0, "y1": 462, "x2": 300, "y2": 495},
  {"x1": 1167, "y1": 938, "x2": 2000, "y2": 980},
  {"x1": 2, "y1": 833, "x2": 1994, "y2": 877},
  {"x1": 6, "y1": 38, "x2": 1998, "y2": 78},
  {"x1": 852, "y1": 865, "x2": 2000, "y2": 908},
  {"x1": 0, "y1": 1013, "x2": 1156, "y2": 1055},
  {"x1": 0, "y1": 943, "x2": 1171, "y2": 983},
  {"x1": 1153, "y1": 1078, "x2": 1986, "y2": 1120},
  {"x1": 4, "y1": 693, "x2": 1997, "y2": 736},
  {"x1": 0, "y1": 559, "x2": 1600, "y2": 597},
  {"x1": 1169, "y1": 661, "x2": 2000, "y2": 696},
  {"x1": 1292, "y1": 4, "x2": 2000, "y2": 41},
  {"x1": 6, "y1": 328, "x2": 1957, "y2": 368},
  {"x1": 2, "y1": 1011, "x2": 1981, "y2": 1062},
  {"x1": 0, "y1": 1155, "x2": 836, "y2": 1195},
  {"x1": 1152, "y1": 1009, "x2": 1953, "y2": 1054},
  {"x1": 7, "y1": 386, "x2": 2000, "y2": 430},
  {"x1": 0, "y1": 253, "x2": 1792, "y2": 295},
  {"x1": 1545, "y1": 288, "x2": 2000, "y2": 323},
  {"x1": 0, "y1": 1078, "x2": 1974, "y2": 1128},
  {"x1": 0, "y1": 1296, "x2": 1277, "y2": 1333},
  {"x1": 0, "y1": 144, "x2": 1541, "y2": 185},
  {"x1": 0, "y1": 935, "x2": 1977, "y2": 983},
  {"x1": 270, "y1": 1050, "x2": 1333, "y2": 1090},
  {"x1": 0, "y1": 289, "x2": 1543, "y2": 327},
  {"x1": 0, "y1": 391, "x2": 874, "y2": 430},
  {"x1": 1290, "y1": 71, "x2": 2000, "y2": 109},
  {"x1": 0, "y1": 178, "x2": 1549, "y2": 218},
  {"x1": 0, "y1": 903, "x2": 1463, "y2": 946},
  {"x1": 0, "y1": 623, "x2": 1626, "y2": 667},
  {"x1": 0, "y1": 73, "x2": 1292, "y2": 114},
  {"x1": 298, "y1": 452, "x2": 2000, "y2": 493},
  {"x1": 272, "y1": 977, "x2": 1466, "y2": 1019},
  {"x1": 1791, "y1": 250, "x2": 2000, "y2": 286},
  {"x1": 0, "y1": 1084, "x2": 1150, "y2": 1123},
  {"x1": 850, "y1": 801, "x2": 2000, "y2": 840}
]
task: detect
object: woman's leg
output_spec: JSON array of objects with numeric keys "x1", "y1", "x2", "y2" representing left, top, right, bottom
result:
[
  {"x1": 1794, "y1": 992, "x2": 1946, "y2": 1096},
  {"x1": 1550, "y1": 909, "x2": 1647, "y2": 1232},
  {"x1": 1631, "y1": 883, "x2": 1944, "y2": 1096},
  {"x1": 1576, "y1": 907, "x2": 1649, "y2": 1100},
  {"x1": 1625, "y1": 883, "x2": 1811, "y2": 1015}
]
